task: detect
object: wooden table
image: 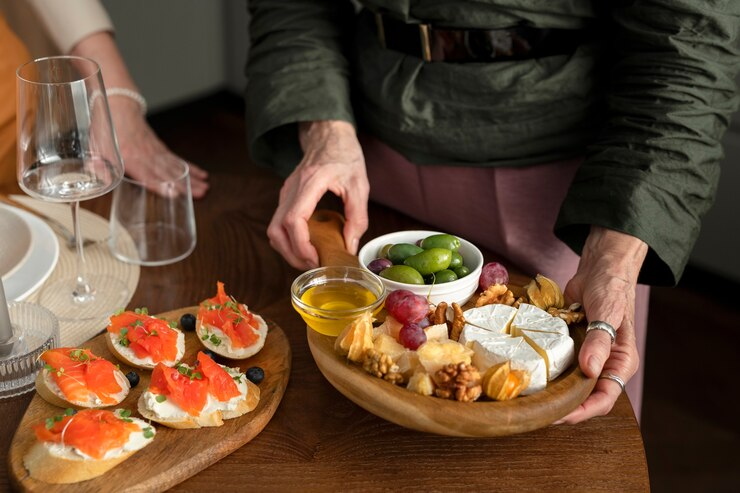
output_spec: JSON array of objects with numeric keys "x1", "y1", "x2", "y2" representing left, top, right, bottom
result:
[{"x1": 1, "y1": 167, "x2": 650, "y2": 492}]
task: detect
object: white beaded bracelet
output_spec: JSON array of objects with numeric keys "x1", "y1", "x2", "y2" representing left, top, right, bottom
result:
[{"x1": 106, "y1": 87, "x2": 148, "y2": 115}]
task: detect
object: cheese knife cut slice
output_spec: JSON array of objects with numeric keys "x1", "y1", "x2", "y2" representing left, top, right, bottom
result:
[
  {"x1": 461, "y1": 304, "x2": 518, "y2": 334},
  {"x1": 472, "y1": 337, "x2": 547, "y2": 395},
  {"x1": 517, "y1": 329, "x2": 574, "y2": 381}
]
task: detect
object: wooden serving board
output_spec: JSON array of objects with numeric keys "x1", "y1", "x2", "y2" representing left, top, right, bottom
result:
[
  {"x1": 308, "y1": 324, "x2": 592, "y2": 437},
  {"x1": 305, "y1": 210, "x2": 596, "y2": 437},
  {"x1": 8, "y1": 306, "x2": 291, "y2": 492}
]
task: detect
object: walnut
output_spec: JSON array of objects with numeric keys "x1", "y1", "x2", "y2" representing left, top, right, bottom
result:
[
  {"x1": 449, "y1": 302, "x2": 465, "y2": 341},
  {"x1": 512, "y1": 296, "x2": 527, "y2": 309},
  {"x1": 430, "y1": 302, "x2": 448, "y2": 326},
  {"x1": 547, "y1": 302, "x2": 585, "y2": 325},
  {"x1": 363, "y1": 348, "x2": 404, "y2": 384},
  {"x1": 475, "y1": 284, "x2": 515, "y2": 308},
  {"x1": 433, "y1": 362, "x2": 482, "y2": 402}
]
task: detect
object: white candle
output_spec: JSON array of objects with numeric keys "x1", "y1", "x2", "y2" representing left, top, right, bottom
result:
[{"x1": 0, "y1": 280, "x2": 13, "y2": 346}]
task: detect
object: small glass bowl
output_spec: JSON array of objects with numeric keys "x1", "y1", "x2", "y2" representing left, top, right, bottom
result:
[
  {"x1": 0, "y1": 302, "x2": 59, "y2": 399},
  {"x1": 291, "y1": 266, "x2": 386, "y2": 337}
]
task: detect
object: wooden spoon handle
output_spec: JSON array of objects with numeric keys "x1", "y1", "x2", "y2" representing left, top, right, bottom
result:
[{"x1": 308, "y1": 210, "x2": 360, "y2": 267}]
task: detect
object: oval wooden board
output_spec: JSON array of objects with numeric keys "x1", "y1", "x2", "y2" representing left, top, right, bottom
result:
[
  {"x1": 8, "y1": 306, "x2": 291, "y2": 492},
  {"x1": 307, "y1": 323, "x2": 594, "y2": 437}
]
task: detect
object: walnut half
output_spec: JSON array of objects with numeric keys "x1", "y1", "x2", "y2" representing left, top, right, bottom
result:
[{"x1": 434, "y1": 362, "x2": 482, "y2": 402}]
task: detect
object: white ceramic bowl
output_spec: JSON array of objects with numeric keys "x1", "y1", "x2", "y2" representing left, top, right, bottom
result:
[{"x1": 358, "y1": 230, "x2": 483, "y2": 307}]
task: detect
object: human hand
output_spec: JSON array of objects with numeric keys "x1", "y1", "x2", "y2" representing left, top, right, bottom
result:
[
  {"x1": 108, "y1": 98, "x2": 209, "y2": 198},
  {"x1": 556, "y1": 226, "x2": 648, "y2": 424},
  {"x1": 267, "y1": 120, "x2": 369, "y2": 270}
]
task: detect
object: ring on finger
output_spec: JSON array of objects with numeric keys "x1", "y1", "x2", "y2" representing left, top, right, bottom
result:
[
  {"x1": 599, "y1": 372, "x2": 626, "y2": 393},
  {"x1": 586, "y1": 320, "x2": 616, "y2": 344}
]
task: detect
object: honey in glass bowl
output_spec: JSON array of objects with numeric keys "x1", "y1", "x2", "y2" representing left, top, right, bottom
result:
[{"x1": 291, "y1": 266, "x2": 386, "y2": 336}]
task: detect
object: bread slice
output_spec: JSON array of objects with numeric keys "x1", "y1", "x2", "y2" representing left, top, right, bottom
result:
[
  {"x1": 23, "y1": 415, "x2": 154, "y2": 484},
  {"x1": 105, "y1": 330, "x2": 185, "y2": 370},
  {"x1": 137, "y1": 376, "x2": 260, "y2": 428},
  {"x1": 196, "y1": 312, "x2": 268, "y2": 359},
  {"x1": 35, "y1": 368, "x2": 130, "y2": 409},
  {"x1": 137, "y1": 393, "x2": 225, "y2": 429}
]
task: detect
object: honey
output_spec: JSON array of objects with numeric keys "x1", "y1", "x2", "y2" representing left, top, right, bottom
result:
[{"x1": 295, "y1": 280, "x2": 381, "y2": 336}]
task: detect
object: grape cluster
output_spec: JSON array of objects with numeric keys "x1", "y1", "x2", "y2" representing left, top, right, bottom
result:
[{"x1": 385, "y1": 290, "x2": 430, "y2": 349}]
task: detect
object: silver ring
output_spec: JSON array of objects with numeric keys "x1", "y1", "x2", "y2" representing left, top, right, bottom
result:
[
  {"x1": 599, "y1": 372, "x2": 626, "y2": 393},
  {"x1": 586, "y1": 320, "x2": 616, "y2": 344}
]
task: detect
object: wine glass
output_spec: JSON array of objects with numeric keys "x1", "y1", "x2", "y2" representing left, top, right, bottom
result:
[{"x1": 16, "y1": 56, "x2": 128, "y2": 321}]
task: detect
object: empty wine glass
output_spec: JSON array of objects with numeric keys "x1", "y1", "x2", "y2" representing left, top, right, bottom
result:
[{"x1": 16, "y1": 56, "x2": 128, "y2": 321}]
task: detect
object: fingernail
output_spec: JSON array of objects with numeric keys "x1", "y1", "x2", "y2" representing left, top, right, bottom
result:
[
  {"x1": 349, "y1": 237, "x2": 359, "y2": 255},
  {"x1": 588, "y1": 356, "x2": 601, "y2": 376},
  {"x1": 553, "y1": 419, "x2": 565, "y2": 425}
]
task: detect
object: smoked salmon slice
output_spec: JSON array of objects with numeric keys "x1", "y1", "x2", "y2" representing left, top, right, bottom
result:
[
  {"x1": 40, "y1": 348, "x2": 123, "y2": 405},
  {"x1": 149, "y1": 363, "x2": 209, "y2": 416},
  {"x1": 198, "y1": 282, "x2": 260, "y2": 349},
  {"x1": 34, "y1": 409, "x2": 139, "y2": 459},
  {"x1": 107, "y1": 310, "x2": 180, "y2": 362},
  {"x1": 196, "y1": 352, "x2": 240, "y2": 401}
]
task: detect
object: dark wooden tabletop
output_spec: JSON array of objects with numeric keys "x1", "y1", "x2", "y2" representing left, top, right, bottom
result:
[{"x1": 1, "y1": 167, "x2": 650, "y2": 492}]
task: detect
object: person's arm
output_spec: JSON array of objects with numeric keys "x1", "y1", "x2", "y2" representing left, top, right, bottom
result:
[
  {"x1": 247, "y1": 1, "x2": 366, "y2": 268},
  {"x1": 555, "y1": 1, "x2": 740, "y2": 424},
  {"x1": 69, "y1": 32, "x2": 209, "y2": 198}
]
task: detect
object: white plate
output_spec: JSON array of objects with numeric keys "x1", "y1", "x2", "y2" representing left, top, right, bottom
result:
[
  {"x1": 0, "y1": 205, "x2": 33, "y2": 281},
  {"x1": 0, "y1": 204, "x2": 60, "y2": 301}
]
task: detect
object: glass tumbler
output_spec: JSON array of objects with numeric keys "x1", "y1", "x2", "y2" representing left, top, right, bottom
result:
[{"x1": 108, "y1": 159, "x2": 196, "y2": 266}]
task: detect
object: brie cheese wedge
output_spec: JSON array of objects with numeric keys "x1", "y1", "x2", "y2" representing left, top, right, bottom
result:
[
  {"x1": 518, "y1": 329, "x2": 574, "y2": 381},
  {"x1": 462, "y1": 304, "x2": 518, "y2": 334},
  {"x1": 472, "y1": 337, "x2": 548, "y2": 395}
]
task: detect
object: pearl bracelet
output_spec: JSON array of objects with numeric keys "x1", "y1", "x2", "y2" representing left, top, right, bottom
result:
[{"x1": 106, "y1": 88, "x2": 147, "y2": 115}]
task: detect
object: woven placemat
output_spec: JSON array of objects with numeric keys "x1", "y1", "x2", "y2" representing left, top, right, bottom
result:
[{"x1": 12, "y1": 195, "x2": 140, "y2": 346}]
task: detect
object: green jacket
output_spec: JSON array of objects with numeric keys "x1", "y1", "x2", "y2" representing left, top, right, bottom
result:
[{"x1": 245, "y1": 0, "x2": 740, "y2": 286}]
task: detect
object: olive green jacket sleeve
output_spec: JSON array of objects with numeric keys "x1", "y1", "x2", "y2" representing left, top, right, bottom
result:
[
  {"x1": 555, "y1": 0, "x2": 740, "y2": 286},
  {"x1": 245, "y1": 0, "x2": 356, "y2": 177}
]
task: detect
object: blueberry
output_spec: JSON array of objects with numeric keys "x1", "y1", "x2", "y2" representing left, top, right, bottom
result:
[
  {"x1": 245, "y1": 367, "x2": 264, "y2": 385},
  {"x1": 180, "y1": 313, "x2": 196, "y2": 332},
  {"x1": 203, "y1": 349, "x2": 218, "y2": 360},
  {"x1": 125, "y1": 370, "x2": 140, "y2": 388}
]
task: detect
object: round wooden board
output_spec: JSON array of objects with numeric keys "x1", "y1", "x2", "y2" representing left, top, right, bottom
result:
[
  {"x1": 8, "y1": 306, "x2": 291, "y2": 492},
  {"x1": 307, "y1": 323, "x2": 594, "y2": 437}
]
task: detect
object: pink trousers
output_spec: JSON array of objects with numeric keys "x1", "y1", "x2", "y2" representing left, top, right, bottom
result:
[{"x1": 361, "y1": 134, "x2": 648, "y2": 419}]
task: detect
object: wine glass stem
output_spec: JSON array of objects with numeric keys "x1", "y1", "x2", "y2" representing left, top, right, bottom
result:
[{"x1": 70, "y1": 201, "x2": 94, "y2": 303}]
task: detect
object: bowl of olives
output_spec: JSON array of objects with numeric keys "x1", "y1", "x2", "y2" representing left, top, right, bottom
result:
[{"x1": 358, "y1": 231, "x2": 483, "y2": 306}]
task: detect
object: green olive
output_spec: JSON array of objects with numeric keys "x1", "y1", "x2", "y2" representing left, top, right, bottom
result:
[
  {"x1": 449, "y1": 251, "x2": 463, "y2": 269},
  {"x1": 379, "y1": 265, "x2": 425, "y2": 285},
  {"x1": 453, "y1": 265, "x2": 471, "y2": 278},
  {"x1": 432, "y1": 269, "x2": 458, "y2": 284},
  {"x1": 378, "y1": 243, "x2": 394, "y2": 259},
  {"x1": 420, "y1": 234, "x2": 461, "y2": 252},
  {"x1": 403, "y1": 248, "x2": 452, "y2": 276},
  {"x1": 387, "y1": 243, "x2": 424, "y2": 265}
]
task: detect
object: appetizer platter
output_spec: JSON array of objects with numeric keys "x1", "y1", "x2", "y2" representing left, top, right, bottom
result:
[
  {"x1": 305, "y1": 211, "x2": 595, "y2": 437},
  {"x1": 8, "y1": 285, "x2": 291, "y2": 492}
]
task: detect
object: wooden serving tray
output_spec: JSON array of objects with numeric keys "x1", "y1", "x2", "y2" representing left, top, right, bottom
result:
[
  {"x1": 305, "y1": 210, "x2": 596, "y2": 437},
  {"x1": 8, "y1": 306, "x2": 291, "y2": 492},
  {"x1": 307, "y1": 324, "x2": 592, "y2": 437}
]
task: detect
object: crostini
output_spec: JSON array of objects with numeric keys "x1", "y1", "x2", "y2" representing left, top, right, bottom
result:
[
  {"x1": 137, "y1": 351, "x2": 260, "y2": 429},
  {"x1": 36, "y1": 348, "x2": 130, "y2": 409},
  {"x1": 196, "y1": 282, "x2": 267, "y2": 359},
  {"x1": 24, "y1": 408, "x2": 155, "y2": 484},
  {"x1": 106, "y1": 308, "x2": 185, "y2": 369}
]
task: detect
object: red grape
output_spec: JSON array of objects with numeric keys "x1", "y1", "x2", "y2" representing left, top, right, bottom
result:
[
  {"x1": 417, "y1": 316, "x2": 431, "y2": 329},
  {"x1": 479, "y1": 262, "x2": 509, "y2": 290},
  {"x1": 399, "y1": 323, "x2": 427, "y2": 350},
  {"x1": 385, "y1": 290, "x2": 428, "y2": 324}
]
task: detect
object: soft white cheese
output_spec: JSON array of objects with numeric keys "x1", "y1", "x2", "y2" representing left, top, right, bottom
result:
[
  {"x1": 109, "y1": 329, "x2": 185, "y2": 367},
  {"x1": 46, "y1": 414, "x2": 155, "y2": 461},
  {"x1": 462, "y1": 304, "x2": 517, "y2": 334},
  {"x1": 472, "y1": 337, "x2": 548, "y2": 395},
  {"x1": 519, "y1": 329, "x2": 574, "y2": 381},
  {"x1": 199, "y1": 311, "x2": 268, "y2": 358},
  {"x1": 511, "y1": 303, "x2": 552, "y2": 327},
  {"x1": 459, "y1": 325, "x2": 509, "y2": 348}
]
